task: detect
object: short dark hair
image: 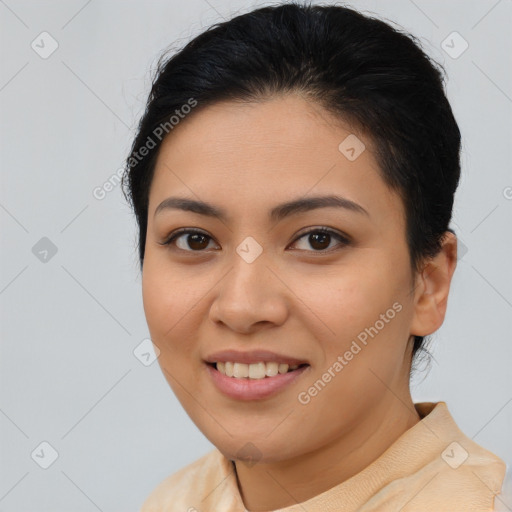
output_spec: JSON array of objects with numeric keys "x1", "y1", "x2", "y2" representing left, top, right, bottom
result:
[{"x1": 122, "y1": 1, "x2": 461, "y2": 363}]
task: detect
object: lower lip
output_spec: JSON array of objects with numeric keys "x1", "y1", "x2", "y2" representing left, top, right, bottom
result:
[{"x1": 206, "y1": 363, "x2": 309, "y2": 401}]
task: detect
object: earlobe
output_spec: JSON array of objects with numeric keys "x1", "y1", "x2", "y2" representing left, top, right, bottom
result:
[{"x1": 409, "y1": 231, "x2": 458, "y2": 337}]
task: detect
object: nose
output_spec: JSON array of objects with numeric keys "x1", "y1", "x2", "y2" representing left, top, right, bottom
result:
[{"x1": 208, "y1": 250, "x2": 289, "y2": 334}]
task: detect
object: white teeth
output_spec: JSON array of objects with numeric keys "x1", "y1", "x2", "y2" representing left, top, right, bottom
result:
[
  {"x1": 215, "y1": 361, "x2": 302, "y2": 379},
  {"x1": 249, "y1": 362, "x2": 266, "y2": 379},
  {"x1": 278, "y1": 363, "x2": 289, "y2": 374},
  {"x1": 225, "y1": 361, "x2": 234, "y2": 377},
  {"x1": 233, "y1": 362, "x2": 249, "y2": 378},
  {"x1": 265, "y1": 361, "x2": 279, "y2": 377}
]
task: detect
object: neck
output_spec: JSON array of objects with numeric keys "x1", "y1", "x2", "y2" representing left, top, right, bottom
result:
[{"x1": 234, "y1": 389, "x2": 421, "y2": 511}]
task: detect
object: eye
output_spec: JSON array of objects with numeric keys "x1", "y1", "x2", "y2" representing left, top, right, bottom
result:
[
  {"x1": 159, "y1": 226, "x2": 350, "y2": 254},
  {"x1": 289, "y1": 227, "x2": 350, "y2": 252},
  {"x1": 159, "y1": 228, "x2": 219, "y2": 252}
]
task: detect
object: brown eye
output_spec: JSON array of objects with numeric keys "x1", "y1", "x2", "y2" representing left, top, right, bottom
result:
[
  {"x1": 161, "y1": 229, "x2": 218, "y2": 252},
  {"x1": 308, "y1": 232, "x2": 331, "y2": 250},
  {"x1": 291, "y1": 228, "x2": 350, "y2": 252},
  {"x1": 184, "y1": 233, "x2": 210, "y2": 250}
]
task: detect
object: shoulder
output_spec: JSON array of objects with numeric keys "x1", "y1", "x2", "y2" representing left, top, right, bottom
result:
[
  {"x1": 494, "y1": 463, "x2": 512, "y2": 511},
  {"x1": 369, "y1": 402, "x2": 508, "y2": 511},
  {"x1": 139, "y1": 449, "x2": 238, "y2": 511}
]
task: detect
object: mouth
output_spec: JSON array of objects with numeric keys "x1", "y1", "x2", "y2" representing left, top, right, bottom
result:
[
  {"x1": 206, "y1": 361, "x2": 309, "y2": 379},
  {"x1": 205, "y1": 360, "x2": 310, "y2": 400}
]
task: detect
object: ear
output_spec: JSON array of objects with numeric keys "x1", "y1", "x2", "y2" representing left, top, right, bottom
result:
[{"x1": 409, "y1": 230, "x2": 458, "y2": 337}]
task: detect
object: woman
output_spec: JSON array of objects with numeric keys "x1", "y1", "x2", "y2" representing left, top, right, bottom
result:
[{"x1": 123, "y1": 2, "x2": 509, "y2": 510}]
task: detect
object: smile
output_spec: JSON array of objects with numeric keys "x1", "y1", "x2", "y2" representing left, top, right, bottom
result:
[
  {"x1": 214, "y1": 361, "x2": 303, "y2": 379},
  {"x1": 206, "y1": 361, "x2": 310, "y2": 400}
]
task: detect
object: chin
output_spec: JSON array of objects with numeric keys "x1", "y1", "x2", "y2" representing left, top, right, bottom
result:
[{"x1": 207, "y1": 432, "x2": 302, "y2": 465}]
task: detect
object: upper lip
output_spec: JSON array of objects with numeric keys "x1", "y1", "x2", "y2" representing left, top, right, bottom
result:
[{"x1": 204, "y1": 349, "x2": 309, "y2": 366}]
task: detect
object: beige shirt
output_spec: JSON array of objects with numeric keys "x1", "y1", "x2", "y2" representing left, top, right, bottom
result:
[{"x1": 140, "y1": 402, "x2": 507, "y2": 511}]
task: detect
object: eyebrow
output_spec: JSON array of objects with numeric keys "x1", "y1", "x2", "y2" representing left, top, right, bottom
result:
[{"x1": 154, "y1": 195, "x2": 369, "y2": 222}]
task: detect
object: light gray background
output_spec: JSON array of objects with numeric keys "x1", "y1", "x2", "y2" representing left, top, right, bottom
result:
[{"x1": 1, "y1": 0, "x2": 511, "y2": 510}]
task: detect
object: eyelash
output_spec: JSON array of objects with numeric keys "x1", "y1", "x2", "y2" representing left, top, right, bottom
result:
[{"x1": 159, "y1": 227, "x2": 351, "y2": 254}]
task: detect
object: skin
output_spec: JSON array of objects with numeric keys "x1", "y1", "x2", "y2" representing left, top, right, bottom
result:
[{"x1": 141, "y1": 93, "x2": 458, "y2": 510}]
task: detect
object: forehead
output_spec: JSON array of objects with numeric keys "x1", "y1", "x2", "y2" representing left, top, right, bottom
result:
[{"x1": 149, "y1": 94, "x2": 404, "y2": 227}]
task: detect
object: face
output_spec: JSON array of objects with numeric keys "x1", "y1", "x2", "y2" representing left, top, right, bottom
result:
[{"x1": 142, "y1": 94, "x2": 420, "y2": 463}]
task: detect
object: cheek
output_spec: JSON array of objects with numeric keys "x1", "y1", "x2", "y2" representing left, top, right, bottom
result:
[
  {"x1": 141, "y1": 261, "x2": 200, "y2": 358},
  {"x1": 142, "y1": 267, "x2": 171, "y2": 338},
  {"x1": 300, "y1": 262, "x2": 412, "y2": 382},
  {"x1": 142, "y1": 263, "x2": 207, "y2": 405},
  {"x1": 291, "y1": 260, "x2": 401, "y2": 338}
]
